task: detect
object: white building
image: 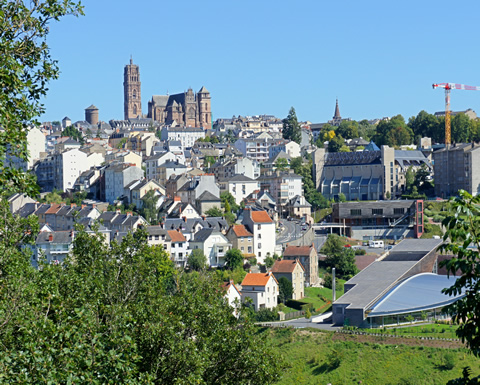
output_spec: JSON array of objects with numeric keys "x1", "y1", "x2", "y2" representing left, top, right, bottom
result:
[
  {"x1": 269, "y1": 140, "x2": 300, "y2": 159},
  {"x1": 160, "y1": 127, "x2": 205, "y2": 148},
  {"x1": 144, "y1": 152, "x2": 178, "y2": 181},
  {"x1": 168, "y1": 229, "x2": 190, "y2": 267},
  {"x1": 241, "y1": 272, "x2": 278, "y2": 311},
  {"x1": 7, "y1": 127, "x2": 45, "y2": 171},
  {"x1": 104, "y1": 163, "x2": 144, "y2": 204},
  {"x1": 242, "y1": 209, "x2": 276, "y2": 264},
  {"x1": 189, "y1": 228, "x2": 232, "y2": 267},
  {"x1": 222, "y1": 280, "x2": 242, "y2": 318},
  {"x1": 220, "y1": 175, "x2": 260, "y2": 205}
]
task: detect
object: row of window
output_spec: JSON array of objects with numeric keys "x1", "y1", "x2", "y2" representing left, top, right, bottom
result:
[{"x1": 349, "y1": 208, "x2": 406, "y2": 216}]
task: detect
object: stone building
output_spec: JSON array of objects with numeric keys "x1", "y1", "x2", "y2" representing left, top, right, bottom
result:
[
  {"x1": 123, "y1": 59, "x2": 211, "y2": 128},
  {"x1": 85, "y1": 105, "x2": 99, "y2": 125}
]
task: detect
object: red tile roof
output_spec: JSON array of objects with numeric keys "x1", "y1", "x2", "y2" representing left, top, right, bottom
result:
[
  {"x1": 241, "y1": 272, "x2": 276, "y2": 287},
  {"x1": 283, "y1": 245, "x2": 314, "y2": 257},
  {"x1": 167, "y1": 230, "x2": 186, "y2": 243},
  {"x1": 250, "y1": 210, "x2": 273, "y2": 223},
  {"x1": 45, "y1": 204, "x2": 62, "y2": 214},
  {"x1": 232, "y1": 224, "x2": 253, "y2": 237},
  {"x1": 271, "y1": 259, "x2": 305, "y2": 273}
]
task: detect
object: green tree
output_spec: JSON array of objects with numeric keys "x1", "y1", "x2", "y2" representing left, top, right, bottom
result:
[
  {"x1": 324, "y1": 248, "x2": 358, "y2": 278},
  {"x1": 405, "y1": 166, "x2": 415, "y2": 193},
  {"x1": 0, "y1": 0, "x2": 83, "y2": 196},
  {"x1": 282, "y1": 107, "x2": 301, "y2": 144},
  {"x1": 408, "y1": 110, "x2": 443, "y2": 143},
  {"x1": 264, "y1": 255, "x2": 275, "y2": 269},
  {"x1": 140, "y1": 189, "x2": 159, "y2": 224},
  {"x1": 225, "y1": 248, "x2": 244, "y2": 270},
  {"x1": 337, "y1": 120, "x2": 359, "y2": 139},
  {"x1": 278, "y1": 277, "x2": 293, "y2": 303},
  {"x1": 206, "y1": 206, "x2": 223, "y2": 217},
  {"x1": 439, "y1": 190, "x2": 480, "y2": 357},
  {"x1": 188, "y1": 248, "x2": 207, "y2": 271},
  {"x1": 320, "y1": 234, "x2": 346, "y2": 257},
  {"x1": 451, "y1": 113, "x2": 472, "y2": 143},
  {"x1": 221, "y1": 192, "x2": 239, "y2": 213},
  {"x1": 275, "y1": 157, "x2": 289, "y2": 171},
  {"x1": 44, "y1": 190, "x2": 63, "y2": 203},
  {"x1": 373, "y1": 115, "x2": 413, "y2": 147},
  {"x1": 328, "y1": 135, "x2": 344, "y2": 153},
  {"x1": 63, "y1": 125, "x2": 84, "y2": 144}
]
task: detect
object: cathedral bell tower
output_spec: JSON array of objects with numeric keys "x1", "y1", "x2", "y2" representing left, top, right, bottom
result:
[{"x1": 124, "y1": 58, "x2": 142, "y2": 119}]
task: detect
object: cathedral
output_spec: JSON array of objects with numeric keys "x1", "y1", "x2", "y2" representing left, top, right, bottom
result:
[{"x1": 123, "y1": 59, "x2": 212, "y2": 128}]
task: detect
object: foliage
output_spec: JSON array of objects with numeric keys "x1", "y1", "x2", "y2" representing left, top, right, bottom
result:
[
  {"x1": 221, "y1": 191, "x2": 239, "y2": 213},
  {"x1": 320, "y1": 234, "x2": 346, "y2": 256},
  {"x1": 336, "y1": 120, "x2": 359, "y2": 139},
  {"x1": 290, "y1": 157, "x2": 329, "y2": 210},
  {"x1": 321, "y1": 235, "x2": 358, "y2": 278},
  {"x1": 282, "y1": 107, "x2": 301, "y2": 144},
  {"x1": 43, "y1": 190, "x2": 63, "y2": 203},
  {"x1": 140, "y1": 189, "x2": 159, "y2": 224},
  {"x1": 225, "y1": 248, "x2": 243, "y2": 270},
  {"x1": 373, "y1": 115, "x2": 413, "y2": 147},
  {"x1": 215, "y1": 266, "x2": 247, "y2": 285},
  {"x1": 0, "y1": 0, "x2": 83, "y2": 196},
  {"x1": 278, "y1": 277, "x2": 293, "y2": 303},
  {"x1": 327, "y1": 135, "x2": 344, "y2": 153},
  {"x1": 408, "y1": 110, "x2": 443, "y2": 143},
  {"x1": 323, "y1": 273, "x2": 338, "y2": 290},
  {"x1": 439, "y1": 190, "x2": 480, "y2": 357},
  {"x1": 187, "y1": 248, "x2": 207, "y2": 271},
  {"x1": 254, "y1": 307, "x2": 279, "y2": 322},
  {"x1": 205, "y1": 206, "x2": 223, "y2": 217},
  {"x1": 264, "y1": 255, "x2": 275, "y2": 269},
  {"x1": 63, "y1": 125, "x2": 84, "y2": 144},
  {"x1": 275, "y1": 157, "x2": 289, "y2": 171}
]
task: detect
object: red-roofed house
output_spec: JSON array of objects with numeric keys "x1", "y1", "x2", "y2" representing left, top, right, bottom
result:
[
  {"x1": 283, "y1": 244, "x2": 319, "y2": 286},
  {"x1": 242, "y1": 208, "x2": 275, "y2": 265},
  {"x1": 167, "y1": 229, "x2": 189, "y2": 267},
  {"x1": 226, "y1": 224, "x2": 254, "y2": 258},
  {"x1": 272, "y1": 259, "x2": 305, "y2": 299},
  {"x1": 241, "y1": 272, "x2": 278, "y2": 310}
]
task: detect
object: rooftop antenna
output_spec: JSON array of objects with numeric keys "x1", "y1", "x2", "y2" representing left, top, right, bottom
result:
[{"x1": 130, "y1": 54, "x2": 133, "y2": 65}]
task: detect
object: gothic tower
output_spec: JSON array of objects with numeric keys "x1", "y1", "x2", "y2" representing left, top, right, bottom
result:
[
  {"x1": 124, "y1": 58, "x2": 142, "y2": 119},
  {"x1": 331, "y1": 98, "x2": 342, "y2": 126},
  {"x1": 197, "y1": 86, "x2": 211, "y2": 128}
]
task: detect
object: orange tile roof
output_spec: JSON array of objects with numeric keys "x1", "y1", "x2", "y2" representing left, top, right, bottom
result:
[
  {"x1": 271, "y1": 259, "x2": 305, "y2": 274},
  {"x1": 167, "y1": 230, "x2": 186, "y2": 243},
  {"x1": 283, "y1": 245, "x2": 314, "y2": 257},
  {"x1": 250, "y1": 210, "x2": 273, "y2": 223},
  {"x1": 232, "y1": 224, "x2": 253, "y2": 237},
  {"x1": 241, "y1": 272, "x2": 276, "y2": 287},
  {"x1": 45, "y1": 204, "x2": 62, "y2": 214}
]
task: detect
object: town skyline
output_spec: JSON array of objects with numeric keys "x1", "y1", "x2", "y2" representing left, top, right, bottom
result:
[{"x1": 41, "y1": 0, "x2": 480, "y2": 124}]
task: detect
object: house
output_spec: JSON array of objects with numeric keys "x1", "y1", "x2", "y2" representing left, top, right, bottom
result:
[
  {"x1": 168, "y1": 229, "x2": 189, "y2": 267},
  {"x1": 124, "y1": 179, "x2": 165, "y2": 209},
  {"x1": 218, "y1": 174, "x2": 260, "y2": 205},
  {"x1": 177, "y1": 174, "x2": 219, "y2": 205},
  {"x1": 226, "y1": 224, "x2": 255, "y2": 259},
  {"x1": 98, "y1": 211, "x2": 147, "y2": 232},
  {"x1": 146, "y1": 225, "x2": 172, "y2": 254},
  {"x1": 241, "y1": 272, "x2": 278, "y2": 310},
  {"x1": 104, "y1": 163, "x2": 144, "y2": 204},
  {"x1": 163, "y1": 216, "x2": 229, "y2": 241},
  {"x1": 282, "y1": 244, "x2": 319, "y2": 286},
  {"x1": 33, "y1": 230, "x2": 75, "y2": 268},
  {"x1": 271, "y1": 259, "x2": 305, "y2": 300},
  {"x1": 105, "y1": 149, "x2": 142, "y2": 168},
  {"x1": 189, "y1": 228, "x2": 231, "y2": 267},
  {"x1": 257, "y1": 170, "x2": 303, "y2": 215},
  {"x1": 195, "y1": 190, "x2": 222, "y2": 215},
  {"x1": 242, "y1": 208, "x2": 276, "y2": 264},
  {"x1": 286, "y1": 195, "x2": 312, "y2": 220},
  {"x1": 160, "y1": 126, "x2": 205, "y2": 148},
  {"x1": 144, "y1": 152, "x2": 177, "y2": 182},
  {"x1": 221, "y1": 280, "x2": 242, "y2": 318},
  {"x1": 210, "y1": 157, "x2": 260, "y2": 180}
]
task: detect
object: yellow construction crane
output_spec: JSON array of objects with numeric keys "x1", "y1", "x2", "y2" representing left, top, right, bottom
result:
[{"x1": 432, "y1": 82, "x2": 480, "y2": 145}]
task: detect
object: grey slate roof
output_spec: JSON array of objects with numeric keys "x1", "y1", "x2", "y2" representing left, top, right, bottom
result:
[
  {"x1": 197, "y1": 190, "x2": 220, "y2": 202},
  {"x1": 36, "y1": 231, "x2": 74, "y2": 244},
  {"x1": 192, "y1": 228, "x2": 215, "y2": 242}
]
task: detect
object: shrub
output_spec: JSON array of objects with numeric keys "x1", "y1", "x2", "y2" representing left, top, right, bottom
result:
[
  {"x1": 443, "y1": 352, "x2": 455, "y2": 370},
  {"x1": 255, "y1": 307, "x2": 278, "y2": 322},
  {"x1": 432, "y1": 215, "x2": 443, "y2": 223},
  {"x1": 354, "y1": 248, "x2": 366, "y2": 255}
]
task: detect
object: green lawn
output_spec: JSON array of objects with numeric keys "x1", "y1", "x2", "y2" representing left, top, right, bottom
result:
[
  {"x1": 263, "y1": 328, "x2": 480, "y2": 385},
  {"x1": 356, "y1": 323, "x2": 459, "y2": 339}
]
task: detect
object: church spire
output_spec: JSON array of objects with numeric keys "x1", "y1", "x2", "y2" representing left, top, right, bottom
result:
[{"x1": 333, "y1": 98, "x2": 341, "y2": 119}]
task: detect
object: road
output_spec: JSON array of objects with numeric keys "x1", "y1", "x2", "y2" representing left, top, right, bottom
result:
[
  {"x1": 259, "y1": 317, "x2": 341, "y2": 331},
  {"x1": 276, "y1": 219, "x2": 303, "y2": 244}
]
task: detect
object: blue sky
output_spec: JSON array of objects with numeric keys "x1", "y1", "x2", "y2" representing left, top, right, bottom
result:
[{"x1": 42, "y1": 0, "x2": 480, "y2": 124}]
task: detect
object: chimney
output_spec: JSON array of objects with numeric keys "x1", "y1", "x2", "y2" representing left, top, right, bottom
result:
[
  {"x1": 116, "y1": 209, "x2": 121, "y2": 214},
  {"x1": 174, "y1": 196, "x2": 181, "y2": 202},
  {"x1": 92, "y1": 204, "x2": 96, "y2": 209},
  {"x1": 48, "y1": 233, "x2": 53, "y2": 242},
  {"x1": 81, "y1": 204, "x2": 86, "y2": 209},
  {"x1": 182, "y1": 216, "x2": 187, "y2": 222},
  {"x1": 126, "y1": 211, "x2": 132, "y2": 217},
  {"x1": 70, "y1": 203, "x2": 76, "y2": 208},
  {"x1": 201, "y1": 215, "x2": 206, "y2": 221}
]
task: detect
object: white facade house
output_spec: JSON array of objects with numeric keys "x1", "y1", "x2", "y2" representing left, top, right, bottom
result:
[
  {"x1": 160, "y1": 127, "x2": 205, "y2": 148},
  {"x1": 226, "y1": 175, "x2": 260, "y2": 205},
  {"x1": 104, "y1": 163, "x2": 144, "y2": 204},
  {"x1": 7, "y1": 127, "x2": 46, "y2": 171},
  {"x1": 189, "y1": 228, "x2": 232, "y2": 267},
  {"x1": 168, "y1": 229, "x2": 190, "y2": 267},
  {"x1": 258, "y1": 170, "x2": 303, "y2": 209},
  {"x1": 269, "y1": 140, "x2": 301, "y2": 160},
  {"x1": 242, "y1": 209, "x2": 276, "y2": 264},
  {"x1": 222, "y1": 280, "x2": 242, "y2": 318},
  {"x1": 241, "y1": 272, "x2": 278, "y2": 311},
  {"x1": 144, "y1": 152, "x2": 178, "y2": 181}
]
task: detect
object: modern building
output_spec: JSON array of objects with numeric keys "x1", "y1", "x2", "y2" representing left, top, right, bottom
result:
[
  {"x1": 331, "y1": 200, "x2": 424, "y2": 239},
  {"x1": 332, "y1": 238, "x2": 447, "y2": 327},
  {"x1": 257, "y1": 170, "x2": 303, "y2": 214},
  {"x1": 433, "y1": 143, "x2": 480, "y2": 198},
  {"x1": 104, "y1": 163, "x2": 144, "y2": 204}
]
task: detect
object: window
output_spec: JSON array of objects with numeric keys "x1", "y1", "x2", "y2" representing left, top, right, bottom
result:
[
  {"x1": 394, "y1": 208, "x2": 405, "y2": 215},
  {"x1": 372, "y1": 208, "x2": 383, "y2": 215},
  {"x1": 257, "y1": 224, "x2": 261, "y2": 230},
  {"x1": 350, "y1": 209, "x2": 361, "y2": 216},
  {"x1": 258, "y1": 243, "x2": 261, "y2": 249},
  {"x1": 258, "y1": 234, "x2": 261, "y2": 239}
]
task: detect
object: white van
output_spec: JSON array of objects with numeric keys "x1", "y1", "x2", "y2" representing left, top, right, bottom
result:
[{"x1": 369, "y1": 240, "x2": 384, "y2": 248}]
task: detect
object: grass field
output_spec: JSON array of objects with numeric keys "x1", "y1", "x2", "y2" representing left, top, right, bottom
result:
[
  {"x1": 263, "y1": 327, "x2": 480, "y2": 385},
  {"x1": 353, "y1": 323, "x2": 460, "y2": 340}
]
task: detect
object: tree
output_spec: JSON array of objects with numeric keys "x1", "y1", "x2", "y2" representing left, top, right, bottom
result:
[
  {"x1": 451, "y1": 113, "x2": 472, "y2": 143},
  {"x1": 405, "y1": 166, "x2": 415, "y2": 193},
  {"x1": 221, "y1": 192, "x2": 239, "y2": 213},
  {"x1": 44, "y1": 190, "x2": 63, "y2": 203},
  {"x1": 187, "y1": 249, "x2": 207, "y2": 271},
  {"x1": 282, "y1": 107, "x2": 301, "y2": 144},
  {"x1": 0, "y1": 0, "x2": 83, "y2": 196},
  {"x1": 373, "y1": 115, "x2": 413, "y2": 147},
  {"x1": 278, "y1": 277, "x2": 293, "y2": 303},
  {"x1": 328, "y1": 135, "x2": 344, "y2": 153},
  {"x1": 140, "y1": 189, "x2": 159, "y2": 224},
  {"x1": 275, "y1": 157, "x2": 289, "y2": 171},
  {"x1": 337, "y1": 120, "x2": 359, "y2": 140},
  {"x1": 206, "y1": 206, "x2": 223, "y2": 217},
  {"x1": 264, "y1": 255, "x2": 275, "y2": 269},
  {"x1": 225, "y1": 248, "x2": 244, "y2": 270},
  {"x1": 439, "y1": 190, "x2": 480, "y2": 357},
  {"x1": 63, "y1": 125, "x2": 84, "y2": 144}
]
